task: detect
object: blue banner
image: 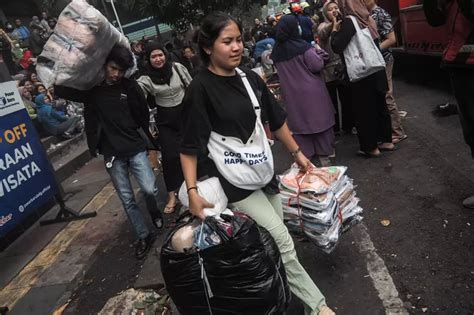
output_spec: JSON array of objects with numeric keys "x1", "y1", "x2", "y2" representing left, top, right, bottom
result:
[{"x1": 0, "y1": 81, "x2": 58, "y2": 236}]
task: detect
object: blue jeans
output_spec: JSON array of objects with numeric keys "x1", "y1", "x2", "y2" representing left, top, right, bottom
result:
[{"x1": 106, "y1": 151, "x2": 162, "y2": 239}]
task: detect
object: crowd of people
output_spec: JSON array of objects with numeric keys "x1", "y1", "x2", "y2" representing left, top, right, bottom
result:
[
  {"x1": 0, "y1": 12, "x2": 56, "y2": 77},
  {"x1": 117, "y1": 0, "x2": 408, "y2": 168},
  {"x1": 0, "y1": 0, "x2": 411, "y2": 161},
  {"x1": 1, "y1": 12, "x2": 84, "y2": 139},
  {"x1": 60, "y1": 1, "x2": 406, "y2": 313},
  {"x1": 0, "y1": 2, "x2": 405, "y2": 314},
  {"x1": 1, "y1": 0, "x2": 472, "y2": 314},
  {"x1": 16, "y1": 73, "x2": 84, "y2": 139},
  {"x1": 242, "y1": 0, "x2": 409, "y2": 161}
]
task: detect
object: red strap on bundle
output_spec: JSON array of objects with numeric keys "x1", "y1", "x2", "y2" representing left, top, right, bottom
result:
[
  {"x1": 337, "y1": 205, "x2": 343, "y2": 224},
  {"x1": 295, "y1": 166, "x2": 343, "y2": 236}
]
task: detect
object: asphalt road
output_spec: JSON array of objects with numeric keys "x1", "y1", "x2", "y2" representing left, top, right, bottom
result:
[{"x1": 63, "y1": 55, "x2": 474, "y2": 315}]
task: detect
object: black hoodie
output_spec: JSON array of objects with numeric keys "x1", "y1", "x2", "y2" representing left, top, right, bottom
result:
[{"x1": 55, "y1": 78, "x2": 158, "y2": 157}]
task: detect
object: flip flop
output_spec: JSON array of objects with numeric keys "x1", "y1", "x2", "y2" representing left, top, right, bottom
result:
[
  {"x1": 392, "y1": 134, "x2": 408, "y2": 144},
  {"x1": 164, "y1": 203, "x2": 177, "y2": 214}
]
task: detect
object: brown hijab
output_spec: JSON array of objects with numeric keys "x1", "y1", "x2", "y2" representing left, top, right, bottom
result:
[{"x1": 338, "y1": 0, "x2": 379, "y2": 40}]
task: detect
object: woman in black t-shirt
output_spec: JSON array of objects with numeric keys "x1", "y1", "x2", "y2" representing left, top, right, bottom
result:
[{"x1": 180, "y1": 12, "x2": 334, "y2": 315}]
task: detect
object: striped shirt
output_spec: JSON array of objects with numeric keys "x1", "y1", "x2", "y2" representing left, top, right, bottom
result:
[{"x1": 371, "y1": 6, "x2": 394, "y2": 61}]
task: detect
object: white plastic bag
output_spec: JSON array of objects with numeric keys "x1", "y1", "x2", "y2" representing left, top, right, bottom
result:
[
  {"x1": 178, "y1": 177, "x2": 228, "y2": 217},
  {"x1": 343, "y1": 16, "x2": 386, "y2": 82}
]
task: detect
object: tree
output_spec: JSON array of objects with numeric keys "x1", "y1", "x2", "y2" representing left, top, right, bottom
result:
[
  {"x1": 40, "y1": 0, "x2": 263, "y2": 33},
  {"x1": 39, "y1": 0, "x2": 106, "y2": 16},
  {"x1": 122, "y1": 0, "x2": 263, "y2": 32}
]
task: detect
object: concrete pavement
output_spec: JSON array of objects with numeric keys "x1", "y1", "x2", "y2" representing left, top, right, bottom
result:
[{"x1": 0, "y1": 159, "x2": 125, "y2": 314}]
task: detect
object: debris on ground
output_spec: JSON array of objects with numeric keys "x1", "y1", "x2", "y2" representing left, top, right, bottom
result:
[{"x1": 98, "y1": 288, "x2": 171, "y2": 315}]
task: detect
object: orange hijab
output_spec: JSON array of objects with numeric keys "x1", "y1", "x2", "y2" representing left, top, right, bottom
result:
[{"x1": 338, "y1": 0, "x2": 379, "y2": 39}]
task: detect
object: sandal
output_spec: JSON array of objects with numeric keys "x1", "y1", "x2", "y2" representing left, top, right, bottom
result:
[
  {"x1": 392, "y1": 134, "x2": 408, "y2": 144},
  {"x1": 164, "y1": 202, "x2": 177, "y2": 214}
]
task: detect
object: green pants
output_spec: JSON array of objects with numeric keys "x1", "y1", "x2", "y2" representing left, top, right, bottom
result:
[{"x1": 231, "y1": 189, "x2": 326, "y2": 314}]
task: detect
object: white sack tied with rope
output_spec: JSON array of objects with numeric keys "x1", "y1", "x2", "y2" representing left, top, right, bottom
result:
[{"x1": 36, "y1": 0, "x2": 136, "y2": 90}]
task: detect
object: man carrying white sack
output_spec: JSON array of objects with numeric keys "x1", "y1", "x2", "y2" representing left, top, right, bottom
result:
[{"x1": 55, "y1": 45, "x2": 164, "y2": 260}]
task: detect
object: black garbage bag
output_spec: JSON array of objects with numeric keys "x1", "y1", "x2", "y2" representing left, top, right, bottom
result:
[
  {"x1": 161, "y1": 212, "x2": 290, "y2": 315},
  {"x1": 258, "y1": 224, "x2": 290, "y2": 310}
]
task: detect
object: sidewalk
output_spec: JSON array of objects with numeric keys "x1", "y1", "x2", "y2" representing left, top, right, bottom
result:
[{"x1": 0, "y1": 158, "x2": 166, "y2": 314}]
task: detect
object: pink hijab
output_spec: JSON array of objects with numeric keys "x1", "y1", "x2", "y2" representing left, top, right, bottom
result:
[{"x1": 338, "y1": 0, "x2": 379, "y2": 39}]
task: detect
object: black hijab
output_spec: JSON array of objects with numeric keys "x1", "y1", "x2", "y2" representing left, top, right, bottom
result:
[
  {"x1": 271, "y1": 15, "x2": 313, "y2": 63},
  {"x1": 144, "y1": 41, "x2": 173, "y2": 85}
]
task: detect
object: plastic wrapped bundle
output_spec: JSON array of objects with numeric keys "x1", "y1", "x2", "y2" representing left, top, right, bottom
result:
[
  {"x1": 36, "y1": 0, "x2": 135, "y2": 90},
  {"x1": 161, "y1": 212, "x2": 290, "y2": 315},
  {"x1": 279, "y1": 165, "x2": 363, "y2": 253},
  {"x1": 280, "y1": 165, "x2": 347, "y2": 194}
]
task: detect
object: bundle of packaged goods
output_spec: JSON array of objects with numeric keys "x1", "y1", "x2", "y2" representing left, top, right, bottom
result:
[
  {"x1": 160, "y1": 178, "x2": 290, "y2": 314},
  {"x1": 279, "y1": 164, "x2": 363, "y2": 253},
  {"x1": 36, "y1": 0, "x2": 135, "y2": 90}
]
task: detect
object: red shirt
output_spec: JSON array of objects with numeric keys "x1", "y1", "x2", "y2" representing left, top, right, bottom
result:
[{"x1": 19, "y1": 50, "x2": 33, "y2": 70}]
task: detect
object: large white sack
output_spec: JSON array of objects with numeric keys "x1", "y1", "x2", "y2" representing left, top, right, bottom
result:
[{"x1": 36, "y1": 0, "x2": 135, "y2": 90}]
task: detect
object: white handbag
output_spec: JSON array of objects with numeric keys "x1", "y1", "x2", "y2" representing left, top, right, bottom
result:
[
  {"x1": 343, "y1": 16, "x2": 386, "y2": 82},
  {"x1": 207, "y1": 68, "x2": 274, "y2": 190}
]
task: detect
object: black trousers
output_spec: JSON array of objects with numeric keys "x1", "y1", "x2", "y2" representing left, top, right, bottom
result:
[
  {"x1": 155, "y1": 105, "x2": 184, "y2": 193},
  {"x1": 450, "y1": 68, "x2": 474, "y2": 157},
  {"x1": 350, "y1": 71, "x2": 392, "y2": 152},
  {"x1": 326, "y1": 82, "x2": 354, "y2": 132}
]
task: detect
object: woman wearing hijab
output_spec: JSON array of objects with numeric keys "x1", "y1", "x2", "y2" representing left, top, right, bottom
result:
[
  {"x1": 331, "y1": 0, "x2": 394, "y2": 157},
  {"x1": 272, "y1": 14, "x2": 335, "y2": 166},
  {"x1": 18, "y1": 86, "x2": 37, "y2": 119},
  {"x1": 317, "y1": 0, "x2": 355, "y2": 135},
  {"x1": 137, "y1": 42, "x2": 192, "y2": 214},
  {"x1": 19, "y1": 79, "x2": 35, "y2": 95},
  {"x1": 19, "y1": 85, "x2": 47, "y2": 136}
]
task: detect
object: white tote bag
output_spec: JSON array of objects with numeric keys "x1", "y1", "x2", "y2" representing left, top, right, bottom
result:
[
  {"x1": 207, "y1": 68, "x2": 274, "y2": 190},
  {"x1": 343, "y1": 16, "x2": 386, "y2": 82}
]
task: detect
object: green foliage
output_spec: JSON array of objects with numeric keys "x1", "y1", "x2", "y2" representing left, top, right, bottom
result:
[
  {"x1": 39, "y1": 0, "x2": 103, "y2": 16},
  {"x1": 37, "y1": 0, "x2": 60, "y2": 13},
  {"x1": 122, "y1": 0, "x2": 262, "y2": 32},
  {"x1": 40, "y1": 0, "x2": 263, "y2": 32}
]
